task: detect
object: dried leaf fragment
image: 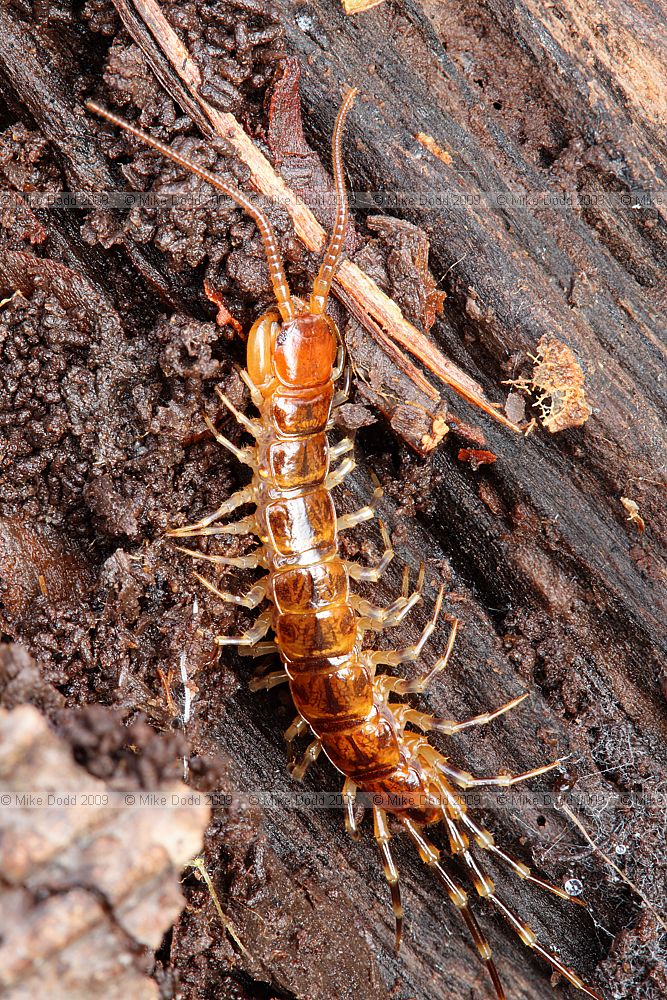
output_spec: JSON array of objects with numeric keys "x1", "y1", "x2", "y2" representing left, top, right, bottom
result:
[
  {"x1": 506, "y1": 336, "x2": 592, "y2": 433},
  {"x1": 620, "y1": 497, "x2": 646, "y2": 533}
]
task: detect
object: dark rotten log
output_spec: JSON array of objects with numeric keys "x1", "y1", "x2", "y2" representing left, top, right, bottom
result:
[{"x1": 0, "y1": 3, "x2": 665, "y2": 1000}]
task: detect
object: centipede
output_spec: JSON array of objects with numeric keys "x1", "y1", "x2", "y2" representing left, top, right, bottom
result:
[{"x1": 86, "y1": 91, "x2": 602, "y2": 1000}]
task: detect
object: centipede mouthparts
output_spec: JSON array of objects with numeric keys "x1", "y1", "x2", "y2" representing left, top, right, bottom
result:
[{"x1": 86, "y1": 91, "x2": 602, "y2": 1000}]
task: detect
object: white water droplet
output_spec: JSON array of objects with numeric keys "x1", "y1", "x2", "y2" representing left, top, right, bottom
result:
[
  {"x1": 615, "y1": 844, "x2": 627, "y2": 856},
  {"x1": 565, "y1": 878, "x2": 583, "y2": 897}
]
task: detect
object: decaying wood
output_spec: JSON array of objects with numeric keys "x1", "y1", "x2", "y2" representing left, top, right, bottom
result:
[
  {"x1": 0, "y1": 3, "x2": 665, "y2": 1000},
  {"x1": 101, "y1": 0, "x2": 521, "y2": 437},
  {"x1": 0, "y1": 701, "x2": 209, "y2": 999}
]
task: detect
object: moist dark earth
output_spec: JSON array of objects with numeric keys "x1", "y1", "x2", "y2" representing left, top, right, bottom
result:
[{"x1": 0, "y1": 2, "x2": 666, "y2": 999}]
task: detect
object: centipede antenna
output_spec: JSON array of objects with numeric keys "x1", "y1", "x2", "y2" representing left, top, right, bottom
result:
[
  {"x1": 85, "y1": 100, "x2": 295, "y2": 322},
  {"x1": 310, "y1": 87, "x2": 358, "y2": 315}
]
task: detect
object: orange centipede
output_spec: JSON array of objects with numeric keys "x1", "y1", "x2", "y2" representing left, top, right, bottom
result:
[{"x1": 86, "y1": 92, "x2": 602, "y2": 1000}]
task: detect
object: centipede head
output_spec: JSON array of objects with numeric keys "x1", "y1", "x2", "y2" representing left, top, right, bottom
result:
[
  {"x1": 86, "y1": 88, "x2": 357, "y2": 397},
  {"x1": 247, "y1": 308, "x2": 339, "y2": 396}
]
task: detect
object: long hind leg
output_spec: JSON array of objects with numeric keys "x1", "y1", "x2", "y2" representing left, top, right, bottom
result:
[
  {"x1": 437, "y1": 805, "x2": 602, "y2": 999},
  {"x1": 373, "y1": 806, "x2": 404, "y2": 951},
  {"x1": 401, "y1": 818, "x2": 506, "y2": 1000},
  {"x1": 434, "y1": 777, "x2": 586, "y2": 906}
]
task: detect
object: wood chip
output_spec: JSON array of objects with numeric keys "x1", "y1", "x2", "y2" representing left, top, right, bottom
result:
[
  {"x1": 620, "y1": 497, "x2": 646, "y2": 533},
  {"x1": 341, "y1": 0, "x2": 386, "y2": 13}
]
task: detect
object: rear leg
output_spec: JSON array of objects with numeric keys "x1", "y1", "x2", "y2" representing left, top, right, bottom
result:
[
  {"x1": 437, "y1": 806, "x2": 601, "y2": 999},
  {"x1": 434, "y1": 776, "x2": 587, "y2": 906},
  {"x1": 402, "y1": 818, "x2": 506, "y2": 999},
  {"x1": 374, "y1": 806, "x2": 404, "y2": 951}
]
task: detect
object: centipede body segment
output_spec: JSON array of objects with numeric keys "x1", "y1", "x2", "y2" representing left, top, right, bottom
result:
[{"x1": 87, "y1": 92, "x2": 602, "y2": 1000}]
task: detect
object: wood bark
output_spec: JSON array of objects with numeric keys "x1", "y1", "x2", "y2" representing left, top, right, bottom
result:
[{"x1": 0, "y1": 2, "x2": 665, "y2": 1000}]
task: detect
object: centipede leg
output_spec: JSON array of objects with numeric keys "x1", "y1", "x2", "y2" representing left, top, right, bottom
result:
[
  {"x1": 486, "y1": 890, "x2": 602, "y2": 999},
  {"x1": 174, "y1": 546, "x2": 265, "y2": 569},
  {"x1": 342, "y1": 778, "x2": 360, "y2": 839},
  {"x1": 374, "y1": 806, "x2": 404, "y2": 952},
  {"x1": 248, "y1": 666, "x2": 287, "y2": 688},
  {"x1": 354, "y1": 564, "x2": 425, "y2": 633},
  {"x1": 192, "y1": 573, "x2": 267, "y2": 609},
  {"x1": 171, "y1": 515, "x2": 259, "y2": 538},
  {"x1": 214, "y1": 385, "x2": 261, "y2": 437},
  {"x1": 284, "y1": 715, "x2": 309, "y2": 771},
  {"x1": 215, "y1": 608, "x2": 272, "y2": 647},
  {"x1": 290, "y1": 738, "x2": 322, "y2": 781},
  {"x1": 385, "y1": 618, "x2": 459, "y2": 692},
  {"x1": 435, "y1": 777, "x2": 586, "y2": 906},
  {"x1": 239, "y1": 641, "x2": 278, "y2": 660},
  {"x1": 437, "y1": 810, "x2": 601, "y2": 999},
  {"x1": 346, "y1": 521, "x2": 394, "y2": 583},
  {"x1": 389, "y1": 693, "x2": 529, "y2": 734},
  {"x1": 167, "y1": 486, "x2": 255, "y2": 537},
  {"x1": 432, "y1": 755, "x2": 562, "y2": 790},
  {"x1": 285, "y1": 715, "x2": 309, "y2": 742},
  {"x1": 402, "y1": 819, "x2": 506, "y2": 1000},
  {"x1": 239, "y1": 368, "x2": 263, "y2": 407},
  {"x1": 203, "y1": 413, "x2": 257, "y2": 468},
  {"x1": 325, "y1": 455, "x2": 356, "y2": 490},
  {"x1": 330, "y1": 365, "x2": 352, "y2": 411},
  {"x1": 337, "y1": 485, "x2": 383, "y2": 531},
  {"x1": 365, "y1": 587, "x2": 447, "y2": 668}
]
